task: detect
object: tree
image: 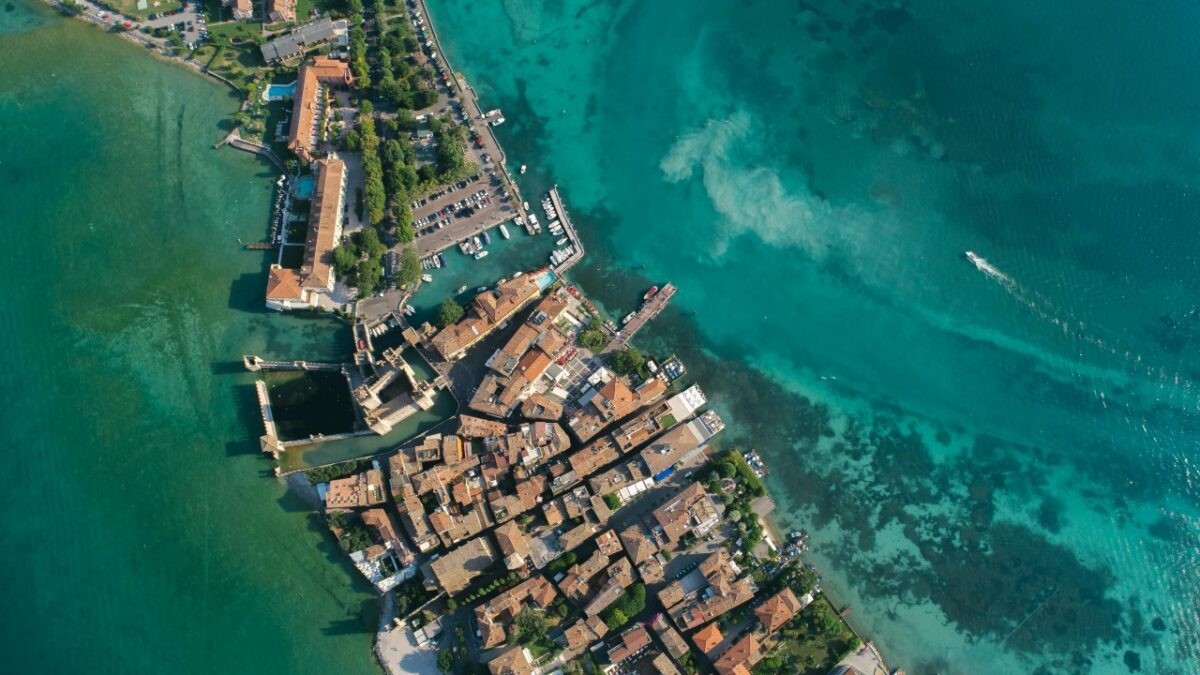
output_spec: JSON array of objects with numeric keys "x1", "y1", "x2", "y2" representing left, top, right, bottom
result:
[
  {"x1": 357, "y1": 257, "x2": 383, "y2": 298},
  {"x1": 332, "y1": 245, "x2": 359, "y2": 281},
  {"x1": 397, "y1": 244, "x2": 421, "y2": 288},
  {"x1": 715, "y1": 461, "x2": 737, "y2": 479},
  {"x1": 604, "y1": 609, "x2": 628, "y2": 631},
  {"x1": 352, "y1": 226, "x2": 387, "y2": 260},
  {"x1": 514, "y1": 608, "x2": 550, "y2": 647},
  {"x1": 602, "y1": 493, "x2": 621, "y2": 510},
  {"x1": 436, "y1": 298, "x2": 465, "y2": 327},
  {"x1": 578, "y1": 325, "x2": 609, "y2": 352},
  {"x1": 610, "y1": 347, "x2": 645, "y2": 377},
  {"x1": 436, "y1": 648, "x2": 454, "y2": 674}
]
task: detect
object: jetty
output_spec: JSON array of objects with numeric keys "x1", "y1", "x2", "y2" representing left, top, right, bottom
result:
[
  {"x1": 216, "y1": 129, "x2": 289, "y2": 174},
  {"x1": 243, "y1": 355, "x2": 344, "y2": 372},
  {"x1": 547, "y1": 185, "x2": 585, "y2": 273},
  {"x1": 604, "y1": 282, "x2": 676, "y2": 353}
]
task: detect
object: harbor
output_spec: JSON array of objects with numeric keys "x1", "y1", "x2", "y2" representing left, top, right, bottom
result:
[{"x1": 605, "y1": 282, "x2": 677, "y2": 353}]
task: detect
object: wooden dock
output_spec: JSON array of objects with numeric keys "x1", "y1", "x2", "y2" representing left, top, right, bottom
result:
[
  {"x1": 548, "y1": 185, "x2": 586, "y2": 273},
  {"x1": 604, "y1": 283, "x2": 676, "y2": 353}
]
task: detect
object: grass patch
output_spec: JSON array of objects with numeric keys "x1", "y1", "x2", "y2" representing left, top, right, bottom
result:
[
  {"x1": 759, "y1": 597, "x2": 860, "y2": 675},
  {"x1": 657, "y1": 412, "x2": 677, "y2": 429},
  {"x1": 108, "y1": 0, "x2": 184, "y2": 18},
  {"x1": 207, "y1": 44, "x2": 263, "y2": 93},
  {"x1": 206, "y1": 20, "x2": 263, "y2": 46}
]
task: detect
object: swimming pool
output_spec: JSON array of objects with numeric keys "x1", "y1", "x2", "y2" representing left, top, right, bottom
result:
[
  {"x1": 294, "y1": 175, "x2": 315, "y2": 199},
  {"x1": 262, "y1": 81, "x2": 297, "y2": 102}
]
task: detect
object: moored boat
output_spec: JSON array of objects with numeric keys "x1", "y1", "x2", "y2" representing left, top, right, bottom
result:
[
  {"x1": 474, "y1": 250, "x2": 489, "y2": 260},
  {"x1": 644, "y1": 285, "x2": 659, "y2": 301},
  {"x1": 499, "y1": 224, "x2": 511, "y2": 239}
]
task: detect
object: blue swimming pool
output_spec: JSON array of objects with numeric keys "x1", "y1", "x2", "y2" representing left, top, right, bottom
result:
[
  {"x1": 263, "y1": 81, "x2": 297, "y2": 102},
  {"x1": 294, "y1": 175, "x2": 315, "y2": 200}
]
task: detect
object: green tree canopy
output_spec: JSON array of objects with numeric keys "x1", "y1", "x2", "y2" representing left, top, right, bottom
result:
[
  {"x1": 437, "y1": 298, "x2": 465, "y2": 328},
  {"x1": 397, "y1": 244, "x2": 421, "y2": 288},
  {"x1": 610, "y1": 347, "x2": 645, "y2": 377}
]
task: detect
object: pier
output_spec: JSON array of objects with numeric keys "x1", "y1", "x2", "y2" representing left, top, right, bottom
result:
[
  {"x1": 243, "y1": 355, "x2": 345, "y2": 372},
  {"x1": 547, "y1": 185, "x2": 586, "y2": 273},
  {"x1": 215, "y1": 129, "x2": 288, "y2": 174},
  {"x1": 603, "y1": 282, "x2": 676, "y2": 353}
]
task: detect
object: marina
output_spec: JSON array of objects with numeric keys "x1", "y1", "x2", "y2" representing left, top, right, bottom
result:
[{"x1": 604, "y1": 282, "x2": 676, "y2": 353}]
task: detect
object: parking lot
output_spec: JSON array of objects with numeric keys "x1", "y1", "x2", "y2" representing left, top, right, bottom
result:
[
  {"x1": 411, "y1": 171, "x2": 518, "y2": 257},
  {"x1": 141, "y1": 2, "x2": 206, "y2": 46}
]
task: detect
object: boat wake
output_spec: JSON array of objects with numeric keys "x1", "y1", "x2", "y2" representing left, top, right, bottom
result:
[{"x1": 963, "y1": 250, "x2": 1200, "y2": 407}]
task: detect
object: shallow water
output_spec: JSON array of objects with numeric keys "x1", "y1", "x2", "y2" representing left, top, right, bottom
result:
[
  {"x1": 0, "y1": 4, "x2": 379, "y2": 673},
  {"x1": 427, "y1": 0, "x2": 1200, "y2": 671}
]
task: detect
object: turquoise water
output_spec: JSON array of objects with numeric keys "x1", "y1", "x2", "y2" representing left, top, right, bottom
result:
[
  {"x1": 0, "y1": 3, "x2": 380, "y2": 673},
  {"x1": 264, "y1": 81, "x2": 297, "y2": 102},
  {"x1": 427, "y1": 0, "x2": 1200, "y2": 672},
  {"x1": 295, "y1": 173, "x2": 315, "y2": 198}
]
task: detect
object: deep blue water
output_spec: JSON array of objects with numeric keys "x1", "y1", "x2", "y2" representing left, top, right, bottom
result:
[{"x1": 427, "y1": 0, "x2": 1200, "y2": 672}]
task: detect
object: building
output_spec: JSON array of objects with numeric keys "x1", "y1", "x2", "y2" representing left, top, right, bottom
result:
[
  {"x1": 611, "y1": 384, "x2": 705, "y2": 453},
  {"x1": 224, "y1": 0, "x2": 252, "y2": 21},
  {"x1": 712, "y1": 634, "x2": 762, "y2": 675},
  {"x1": 561, "y1": 615, "x2": 608, "y2": 654},
  {"x1": 474, "y1": 575, "x2": 558, "y2": 648},
  {"x1": 424, "y1": 535, "x2": 497, "y2": 595},
  {"x1": 582, "y1": 557, "x2": 634, "y2": 617},
  {"x1": 651, "y1": 482, "x2": 720, "y2": 543},
  {"x1": 431, "y1": 274, "x2": 543, "y2": 360},
  {"x1": 324, "y1": 469, "x2": 386, "y2": 509},
  {"x1": 639, "y1": 409, "x2": 725, "y2": 477},
  {"x1": 606, "y1": 625, "x2": 652, "y2": 667},
  {"x1": 755, "y1": 587, "x2": 807, "y2": 633},
  {"x1": 521, "y1": 393, "x2": 564, "y2": 421},
  {"x1": 360, "y1": 508, "x2": 415, "y2": 566},
  {"x1": 265, "y1": 157, "x2": 347, "y2": 310},
  {"x1": 492, "y1": 520, "x2": 532, "y2": 569},
  {"x1": 397, "y1": 496, "x2": 440, "y2": 552},
  {"x1": 487, "y1": 645, "x2": 539, "y2": 675},
  {"x1": 264, "y1": 265, "x2": 310, "y2": 310},
  {"x1": 651, "y1": 614, "x2": 689, "y2": 661},
  {"x1": 664, "y1": 550, "x2": 757, "y2": 631},
  {"x1": 286, "y1": 60, "x2": 353, "y2": 163},
  {"x1": 692, "y1": 622, "x2": 724, "y2": 654},
  {"x1": 557, "y1": 549, "x2": 610, "y2": 603},
  {"x1": 267, "y1": 0, "x2": 296, "y2": 23},
  {"x1": 260, "y1": 17, "x2": 349, "y2": 63}
]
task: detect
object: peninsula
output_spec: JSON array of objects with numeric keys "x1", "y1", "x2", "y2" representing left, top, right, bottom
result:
[{"x1": 46, "y1": 0, "x2": 899, "y2": 673}]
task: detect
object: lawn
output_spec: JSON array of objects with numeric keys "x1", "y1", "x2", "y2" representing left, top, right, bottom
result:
[
  {"x1": 658, "y1": 412, "x2": 678, "y2": 429},
  {"x1": 763, "y1": 598, "x2": 860, "y2": 675},
  {"x1": 207, "y1": 45, "x2": 264, "y2": 93},
  {"x1": 206, "y1": 20, "x2": 263, "y2": 46},
  {"x1": 108, "y1": 0, "x2": 183, "y2": 18}
]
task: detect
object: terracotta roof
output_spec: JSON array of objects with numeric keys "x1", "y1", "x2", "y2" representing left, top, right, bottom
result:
[
  {"x1": 619, "y1": 524, "x2": 658, "y2": 565},
  {"x1": 307, "y1": 56, "x2": 352, "y2": 85},
  {"x1": 458, "y1": 415, "x2": 507, "y2": 438},
  {"x1": 300, "y1": 158, "x2": 344, "y2": 290},
  {"x1": 493, "y1": 520, "x2": 531, "y2": 560},
  {"x1": 267, "y1": 0, "x2": 296, "y2": 22},
  {"x1": 692, "y1": 623, "x2": 724, "y2": 654},
  {"x1": 426, "y1": 536, "x2": 496, "y2": 595},
  {"x1": 606, "y1": 625, "x2": 651, "y2": 665},
  {"x1": 520, "y1": 394, "x2": 563, "y2": 421},
  {"x1": 265, "y1": 265, "x2": 304, "y2": 300},
  {"x1": 755, "y1": 587, "x2": 805, "y2": 633},
  {"x1": 652, "y1": 482, "x2": 719, "y2": 543},
  {"x1": 517, "y1": 348, "x2": 552, "y2": 380},
  {"x1": 487, "y1": 645, "x2": 535, "y2": 675},
  {"x1": 324, "y1": 469, "x2": 385, "y2": 509},
  {"x1": 712, "y1": 634, "x2": 762, "y2": 675}
]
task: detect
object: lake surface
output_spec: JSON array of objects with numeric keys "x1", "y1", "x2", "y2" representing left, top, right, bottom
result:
[
  {"x1": 0, "y1": 3, "x2": 380, "y2": 673},
  {"x1": 426, "y1": 0, "x2": 1200, "y2": 672}
]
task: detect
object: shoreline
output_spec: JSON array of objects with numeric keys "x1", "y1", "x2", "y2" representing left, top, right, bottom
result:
[{"x1": 46, "y1": 2, "x2": 897, "y2": 674}]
